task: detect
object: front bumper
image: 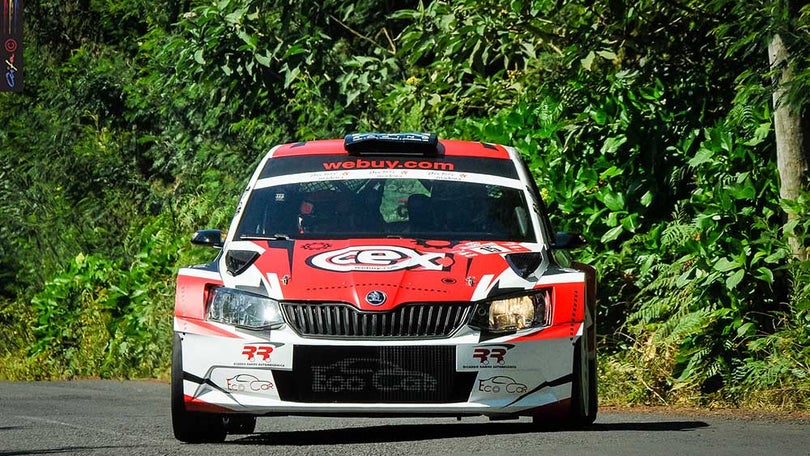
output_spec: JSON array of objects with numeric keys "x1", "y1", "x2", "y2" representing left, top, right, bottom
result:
[{"x1": 177, "y1": 320, "x2": 580, "y2": 418}]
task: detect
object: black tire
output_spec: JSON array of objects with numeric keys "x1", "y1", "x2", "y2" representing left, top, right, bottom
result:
[
  {"x1": 532, "y1": 336, "x2": 597, "y2": 429},
  {"x1": 570, "y1": 335, "x2": 598, "y2": 426},
  {"x1": 171, "y1": 333, "x2": 228, "y2": 443}
]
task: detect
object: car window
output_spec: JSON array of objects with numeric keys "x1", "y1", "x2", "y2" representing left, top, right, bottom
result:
[
  {"x1": 235, "y1": 178, "x2": 536, "y2": 242},
  {"x1": 381, "y1": 179, "x2": 430, "y2": 224}
]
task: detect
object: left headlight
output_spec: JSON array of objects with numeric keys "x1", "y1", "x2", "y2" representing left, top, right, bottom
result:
[
  {"x1": 206, "y1": 287, "x2": 284, "y2": 329},
  {"x1": 470, "y1": 290, "x2": 550, "y2": 333}
]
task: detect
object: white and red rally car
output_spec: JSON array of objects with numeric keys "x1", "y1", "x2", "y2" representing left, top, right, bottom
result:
[{"x1": 172, "y1": 133, "x2": 597, "y2": 442}]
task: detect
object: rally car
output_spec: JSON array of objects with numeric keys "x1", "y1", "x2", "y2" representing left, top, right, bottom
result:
[{"x1": 172, "y1": 133, "x2": 598, "y2": 443}]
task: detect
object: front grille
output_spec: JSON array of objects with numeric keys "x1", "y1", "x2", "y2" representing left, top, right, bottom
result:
[
  {"x1": 272, "y1": 345, "x2": 476, "y2": 403},
  {"x1": 281, "y1": 302, "x2": 473, "y2": 338}
]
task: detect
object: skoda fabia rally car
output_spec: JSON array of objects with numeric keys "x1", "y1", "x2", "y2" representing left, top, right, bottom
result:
[{"x1": 172, "y1": 133, "x2": 598, "y2": 442}]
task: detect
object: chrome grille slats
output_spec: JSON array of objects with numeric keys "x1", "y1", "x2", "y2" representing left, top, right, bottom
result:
[
  {"x1": 281, "y1": 302, "x2": 473, "y2": 339},
  {"x1": 442, "y1": 306, "x2": 454, "y2": 334},
  {"x1": 405, "y1": 306, "x2": 415, "y2": 336}
]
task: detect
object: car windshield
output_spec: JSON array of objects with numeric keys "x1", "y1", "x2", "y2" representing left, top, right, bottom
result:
[{"x1": 235, "y1": 178, "x2": 535, "y2": 242}]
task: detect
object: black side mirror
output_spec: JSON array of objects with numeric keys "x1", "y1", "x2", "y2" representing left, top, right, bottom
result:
[
  {"x1": 191, "y1": 229, "x2": 224, "y2": 248},
  {"x1": 551, "y1": 232, "x2": 587, "y2": 249}
]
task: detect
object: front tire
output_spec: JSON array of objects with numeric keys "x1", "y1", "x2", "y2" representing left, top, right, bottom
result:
[
  {"x1": 569, "y1": 335, "x2": 598, "y2": 426},
  {"x1": 171, "y1": 333, "x2": 227, "y2": 443},
  {"x1": 532, "y1": 336, "x2": 597, "y2": 429}
]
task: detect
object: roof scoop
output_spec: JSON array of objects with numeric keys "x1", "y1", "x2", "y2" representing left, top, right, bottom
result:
[{"x1": 344, "y1": 132, "x2": 439, "y2": 156}]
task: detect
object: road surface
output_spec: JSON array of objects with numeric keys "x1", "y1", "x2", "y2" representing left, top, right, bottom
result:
[{"x1": 0, "y1": 380, "x2": 807, "y2": 455}]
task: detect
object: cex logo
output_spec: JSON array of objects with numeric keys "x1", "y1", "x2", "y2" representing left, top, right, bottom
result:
[
  {"x1": 307, "y1": 246, "x2": 454, "y2": 272},
  {"x1": 241, "y1": 344, "x2": 274, "y2": 361},
  {"x1": 472, "y1": 345, "x2": 514, "y2": 365}
]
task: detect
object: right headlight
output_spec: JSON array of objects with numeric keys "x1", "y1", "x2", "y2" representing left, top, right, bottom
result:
[
  {"x1": 206, "y1": 287, "x2": 284, "y2": 329},
  {"x1": 470, "y1": 290, "x2": 551, "y2": 333}
]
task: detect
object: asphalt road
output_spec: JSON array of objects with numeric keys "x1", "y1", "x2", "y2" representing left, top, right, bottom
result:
[{"x1": 0, "y1": 380, "x2": 807, "y2": 456}]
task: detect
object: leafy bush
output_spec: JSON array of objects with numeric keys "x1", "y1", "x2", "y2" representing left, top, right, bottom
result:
[{"x1": 0, "y1": 0, "x2": 808, "y2": 410}]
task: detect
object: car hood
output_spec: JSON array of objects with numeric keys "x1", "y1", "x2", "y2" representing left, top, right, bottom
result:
[{"x1": 219, "y1": 238, "x2": 544, "y2": 310}]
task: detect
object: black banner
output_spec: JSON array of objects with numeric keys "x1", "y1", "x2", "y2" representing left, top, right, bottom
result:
[
  {"x1": 260, "y1": 155, "x2": 520, "y2": 180},
  {"x1": 1, "y1": 0, "x2": 22, "y2": 92}
]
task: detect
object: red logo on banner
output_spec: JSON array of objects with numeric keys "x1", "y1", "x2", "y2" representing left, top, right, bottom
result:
[{"x1": 2, "y1": 0, "x2": 23, "y2": 92}]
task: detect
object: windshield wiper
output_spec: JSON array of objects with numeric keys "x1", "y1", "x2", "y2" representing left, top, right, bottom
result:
[{"x1": 240, "y1": 234, "x2": 291, "y2": 241}]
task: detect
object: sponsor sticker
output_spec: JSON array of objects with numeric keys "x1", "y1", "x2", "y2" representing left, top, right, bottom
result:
[
  {"x1": 321, "y1": 159, "x2": 455, "y2": 172},
  {"x1": 233, "y1": 342, "x2": 291, "y2": 369},
  {"x1": 457, "y1": 344, "x2": 518, "y2": 371},
  {"x1": 477, "y1": 375, "x2": 527, "y2": 394},
  {"x1": 307, "y1": 245, "x2": 454, "y2": 272},
  {"x1": 226, "y1": 373, "x2": 275, "y2": 393},
  {"x1": 455, "y1": 242, "x2": 530, "y2": 258},
  {"x1": 311, "y1": 358, "x2": 438, "y2": 394},
  {"x1": 302, "y1": 242, "x2": 331, "y2": 251},
  {"x1": 205, "y1": 368, "x2": 281, "y2": 400}
]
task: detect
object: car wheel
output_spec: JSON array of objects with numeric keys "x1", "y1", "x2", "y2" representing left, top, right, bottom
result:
[
  {"x1": 571, "y1": 333, "x2": 598, "y2": 426},
  {"x1": 171, "y1": 333, "x2": 228, "y2": 443},
  {"x1": 532, "y1": 335, "x2": 597, "y2": 429}
]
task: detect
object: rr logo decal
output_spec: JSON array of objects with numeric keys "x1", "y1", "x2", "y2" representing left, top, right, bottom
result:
[
  {"x1": 233, "y1": 342, "x2": 288, "y2": 368},
  {"x1": 459, "y1": 344, "x2": 517, "y2": 370},
  {"x1": 242, "y1": 345, "x2": 274, "y2": 361},
  {"x1": 473, "y1": 347, "x2": 507, "y2": 365}
]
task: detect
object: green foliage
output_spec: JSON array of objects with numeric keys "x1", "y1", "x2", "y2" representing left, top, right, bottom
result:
[
  {"x1": 597, "y1": 108, "x2": 809, "y2": 405},
  {"x1": 0, "y1": 213, "x2": 178, "y2": 380},
  {"x1": 129, "y1": 0, "x2": 414, "y2": 182},
  {"x1": 0, "y1": 0, "x2": 808, "y2": 410}
]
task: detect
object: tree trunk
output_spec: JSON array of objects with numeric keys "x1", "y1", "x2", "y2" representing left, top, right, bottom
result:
[{"x1": 769, "y1": 32, "x2": 809, "y2": 261}]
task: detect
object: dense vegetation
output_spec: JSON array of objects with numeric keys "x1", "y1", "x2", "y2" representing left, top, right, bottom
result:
[{"x1": 1, "y1": 0, "x2": 808, "y2": 408}]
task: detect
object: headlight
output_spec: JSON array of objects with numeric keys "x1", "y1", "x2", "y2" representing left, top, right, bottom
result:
[
  {"x1": 470, "y1": 290, "x2": 550, "y2": 333},
  {"x1": 206, "y1": 287, "x2": 284, "y2": 329}
]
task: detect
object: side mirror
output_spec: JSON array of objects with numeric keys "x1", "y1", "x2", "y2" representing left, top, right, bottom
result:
[
  {"x1": 191, "y1": 229, "x2": 224, "y2": 248},
  {"x1": 551, "y1": 232, "x2": 587, "y2": 249}
]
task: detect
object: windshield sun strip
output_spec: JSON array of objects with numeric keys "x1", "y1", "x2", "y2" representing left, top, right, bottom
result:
[{"x1": 252, "y1": 170, "x2": 525, "y2": 191}]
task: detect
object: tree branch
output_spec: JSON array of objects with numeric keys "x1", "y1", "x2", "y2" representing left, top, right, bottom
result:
[{"x1": 328, "y1": 14, "x2": 395, "y2": 55}]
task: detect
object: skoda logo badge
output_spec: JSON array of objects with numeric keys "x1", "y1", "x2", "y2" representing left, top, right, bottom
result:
[{"x1": 365, "y1": 291, "x2": 387, "y2": 306}]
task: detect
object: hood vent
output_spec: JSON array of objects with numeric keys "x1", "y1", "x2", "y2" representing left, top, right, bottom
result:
[
  {"x1": 225, "y1": 250, "x2": 260, "y2": 276},
  {"x1": 505, "y1": 252, "x2": 546, "y2": 279}
]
